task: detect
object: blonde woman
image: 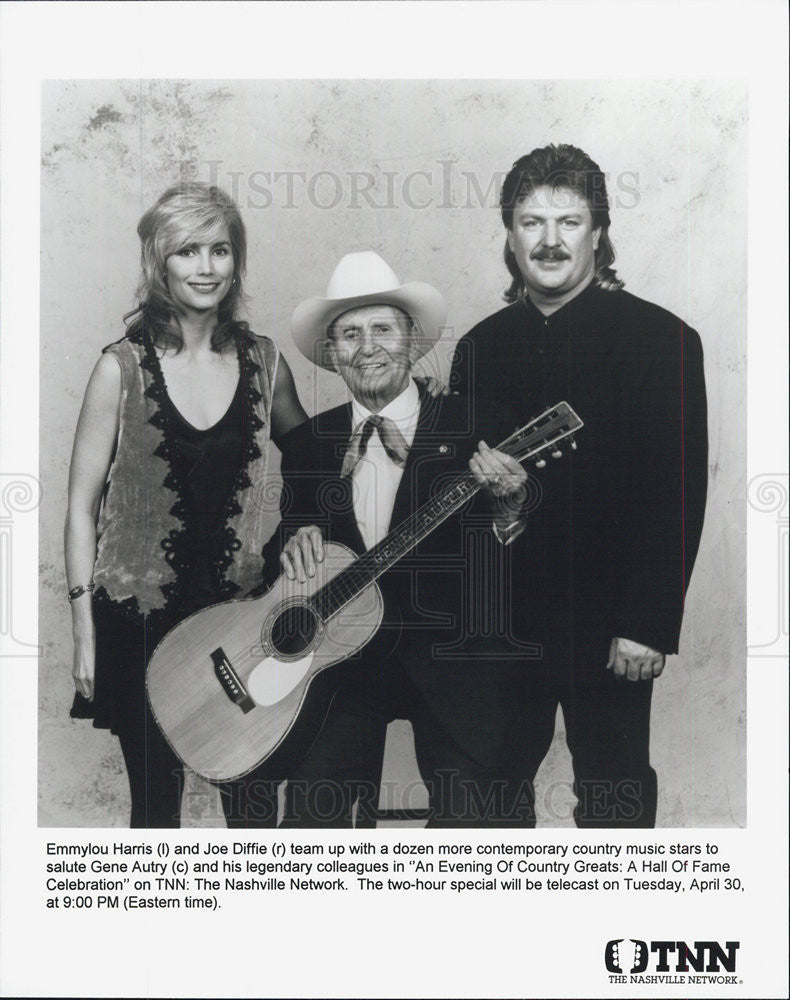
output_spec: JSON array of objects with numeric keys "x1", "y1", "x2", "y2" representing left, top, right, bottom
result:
[{"x1": 66, "y1": 184, "x2": 306, "y2": 827}]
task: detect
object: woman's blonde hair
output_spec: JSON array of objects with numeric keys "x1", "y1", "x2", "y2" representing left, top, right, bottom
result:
[{"x1": 125, "y1": 183, "x2": 248, "y2": 351}]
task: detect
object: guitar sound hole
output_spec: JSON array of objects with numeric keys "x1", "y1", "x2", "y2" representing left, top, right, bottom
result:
[{"x1": 270, "y1": 603, "x2": 319, "y2": 657}]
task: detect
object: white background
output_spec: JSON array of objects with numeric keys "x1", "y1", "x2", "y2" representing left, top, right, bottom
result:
[{"x1": 1, "y1": 2, "x2": 788, "y2": 998}]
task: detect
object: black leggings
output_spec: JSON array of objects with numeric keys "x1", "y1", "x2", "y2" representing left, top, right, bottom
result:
[
  {"x1": 117, "y1": 707, "x2": 281, "y2": 828},
  {"x1": 117, "y1": 710, "x2": 184, "y2": 828}
]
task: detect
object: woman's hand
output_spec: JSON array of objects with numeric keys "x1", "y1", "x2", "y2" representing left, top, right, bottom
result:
[
  {"x1": 281, "y1": 525, "x2": 326, "y2": 583},
  {"x1": 72, "y1": 629, "x2": 96, "y2": 701}
]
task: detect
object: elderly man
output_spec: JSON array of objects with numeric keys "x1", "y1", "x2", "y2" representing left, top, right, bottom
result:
[
  {"x1": 452, "y1": 143, "x2": 708, "y2": 827},
  {"x1": 266, "y1": 250, "x2": 532, "y2": 827}
]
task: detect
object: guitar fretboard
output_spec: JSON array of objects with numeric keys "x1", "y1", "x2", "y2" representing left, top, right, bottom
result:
[{"x1": 309, "y1": 470, "x2": 481, "y2": 621}]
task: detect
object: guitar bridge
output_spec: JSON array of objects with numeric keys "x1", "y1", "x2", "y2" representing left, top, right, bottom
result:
[{"x1": 211, "y1": 647, "x2": 255, "y2": 714}]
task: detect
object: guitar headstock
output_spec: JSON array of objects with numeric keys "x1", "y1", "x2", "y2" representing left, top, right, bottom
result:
[{"x1": 498, "y1": 402, "x2": 583, "y2": 468}]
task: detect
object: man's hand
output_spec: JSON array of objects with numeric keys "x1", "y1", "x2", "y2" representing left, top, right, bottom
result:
[
  {"x1": 281, "y1": 525, "x2": 325, "y2": 583},
  {"x1": 606, "y1": 636, "x2": 666, "y2": 681},
  {"x1": 414, "y1": 374, "x2": 451, "y2": 398},
  {"x1": 470, "y1": 441, "x2": 528, "y2": 512},
  {"x1": 470, "y1": 441, "x2": 527, "y2": 498}
]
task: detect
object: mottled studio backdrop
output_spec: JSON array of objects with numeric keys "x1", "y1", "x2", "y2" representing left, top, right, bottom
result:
[{"x1": 38, "y1": 79, "x2": 746, "y2": 827}]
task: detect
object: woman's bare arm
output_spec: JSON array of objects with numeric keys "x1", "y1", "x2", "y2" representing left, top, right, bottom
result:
[
  {"x1": 64, "y1": 353, "x2": 122, "y2": 699},
  {"x1": 270, "y1": 355, "x2": 308, "y2": 446}
]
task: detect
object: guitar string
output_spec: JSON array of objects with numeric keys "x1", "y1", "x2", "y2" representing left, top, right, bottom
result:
[{"x1": 311, "y1": 474, "x2": 479, "y2": 618}]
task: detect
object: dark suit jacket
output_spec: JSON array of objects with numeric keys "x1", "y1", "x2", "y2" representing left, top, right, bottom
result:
[
  {"x1": 452, "y1": 283, "x2": 708, "y2": 655},
  {"x1": 263, "y1": 386, "x2": 529, "y2": 736}
]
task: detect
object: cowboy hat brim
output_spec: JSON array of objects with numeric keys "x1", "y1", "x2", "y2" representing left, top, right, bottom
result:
[{"x1": 291, "y1": 281, "x2": 447, "y2": 370}]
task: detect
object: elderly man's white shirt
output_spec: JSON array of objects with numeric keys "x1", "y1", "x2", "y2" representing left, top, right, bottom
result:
[{"x1": 349, "y1": 379, "x2": 420, "y2": 549}]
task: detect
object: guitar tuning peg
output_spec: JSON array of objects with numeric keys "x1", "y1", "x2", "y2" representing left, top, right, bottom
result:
[
  {"x1": 551, "y1": 448, "x2": 563, "y2": 458},
  {"x1": 570, "y1": 440, "x2": 577, "y2": 450},
  {"x1": 535, "y1": 458, "x2": 547, "y2": 469}
]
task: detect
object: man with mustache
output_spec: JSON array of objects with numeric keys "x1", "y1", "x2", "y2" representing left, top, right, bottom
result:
[
  {"x1": 265, "y1": 251, "x2": 532, "y2": 827},
  {"x1": 452, "y1": 144, "x2": 708, "y2": 827}
]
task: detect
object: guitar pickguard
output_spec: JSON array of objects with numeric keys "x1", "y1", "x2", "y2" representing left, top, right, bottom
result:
[{"x1": 246, "y1": 652, "x2": 316, "y2": 706}]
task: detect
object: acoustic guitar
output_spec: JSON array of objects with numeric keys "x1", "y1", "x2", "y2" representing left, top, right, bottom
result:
[{"x1": 146, "y1": 402, "x2": 582, "y2": 780}]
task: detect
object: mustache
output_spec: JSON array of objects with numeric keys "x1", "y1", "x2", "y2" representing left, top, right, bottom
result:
[{"x1": 531, "y1": 249, "x2": 571, "y2": 261}]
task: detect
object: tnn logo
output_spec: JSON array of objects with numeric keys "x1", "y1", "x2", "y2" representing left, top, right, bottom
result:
[{"x1": 605, "y1": 940, "x2": 739, "y2": 973}]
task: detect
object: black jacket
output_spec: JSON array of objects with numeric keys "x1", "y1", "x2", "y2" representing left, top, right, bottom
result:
[{"x1": 452, "y1": 283, "x2": 708, "y2": 654}]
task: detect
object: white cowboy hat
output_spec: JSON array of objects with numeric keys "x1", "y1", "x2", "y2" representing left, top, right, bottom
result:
[{"x1": 291, "y1": 250, "x2": 447, "y2": 370}]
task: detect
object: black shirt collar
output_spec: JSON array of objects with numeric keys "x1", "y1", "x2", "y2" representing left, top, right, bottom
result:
[{"x1": 520, "y1": 278, "x2": 601, "y2": 328}]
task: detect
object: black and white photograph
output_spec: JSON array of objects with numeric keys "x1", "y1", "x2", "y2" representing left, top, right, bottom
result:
[
  {"x1": 1, "y1": 2, "x2": 787, "y2": 998},
  {"x1": 38, "y1": 77, "x2": 737, "y2": 831}
]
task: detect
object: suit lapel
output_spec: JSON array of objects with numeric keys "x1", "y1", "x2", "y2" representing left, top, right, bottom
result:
[
  {"x1": 316, "y1": 403, "x2": 367, "y2": 553},
  {"x1": 315, "y1": 402, "x2": 352, "y2": 472},
  {"x1": 389, "y1": 389, "x2": 447, "y2": 530}
]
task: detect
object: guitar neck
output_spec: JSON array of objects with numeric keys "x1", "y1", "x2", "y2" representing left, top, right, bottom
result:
[
  {"x1": 310, "y1": 469, "x2": 481, "y2": 621},
  {"x1": 309, "y1": 401, "x2": 582, "y2": 623}
]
